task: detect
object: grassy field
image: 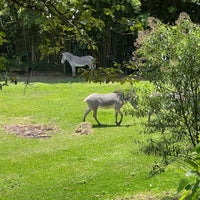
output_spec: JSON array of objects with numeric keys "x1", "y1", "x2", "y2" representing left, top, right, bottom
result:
[{"x1": 0, "y1": 75, "x2": 182, "y2": 200}]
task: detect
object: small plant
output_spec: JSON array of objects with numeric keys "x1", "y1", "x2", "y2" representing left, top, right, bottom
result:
[{"x1": 177, "y1": 141, "x2": 200, "y2": 200}]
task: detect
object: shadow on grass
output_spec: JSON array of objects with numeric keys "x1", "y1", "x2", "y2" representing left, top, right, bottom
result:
[
  {"x1": 92, "y1": 124, "x2": 134, "y2": 128},
  {"x1": 18, "y1": 73, "x2": 86, "y2": 84}
]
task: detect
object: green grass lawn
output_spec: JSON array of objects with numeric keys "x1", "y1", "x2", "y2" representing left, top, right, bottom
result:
[{"x1": 0, "y1": 76, "x2": 182, "y2": 200}]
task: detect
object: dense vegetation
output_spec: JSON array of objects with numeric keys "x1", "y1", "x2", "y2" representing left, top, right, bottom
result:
[
  {"x1": 1, "y1": 0, "x2": 200, "y2": 199},
  {"x1": 1, "y1": 0, "x2": 200, "y2": 72},
  {"x1": 134, "y1": 12, "x2": 200, "y2": 147}
]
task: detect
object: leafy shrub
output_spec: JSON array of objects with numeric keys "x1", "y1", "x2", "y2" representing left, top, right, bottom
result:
[
  {"x1": 133, "y1": 12, "x2": 200, "y2": 161},
  {"x1": 177, "y1": 142, "x2": 200, "y2": 200}
]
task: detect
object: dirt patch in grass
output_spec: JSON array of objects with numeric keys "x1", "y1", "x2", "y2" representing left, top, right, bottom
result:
[
  {"x1": 115, "y1": 192, "x2": 179, "y2": 200},
  {"x1": 74, "y1": 122, "x2": 93, "y2": 135},
  {"x1": 3, "y1": 124, "x2": 59, "y2": 138}
]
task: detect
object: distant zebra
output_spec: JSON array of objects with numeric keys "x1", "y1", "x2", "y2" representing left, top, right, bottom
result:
[{"x1": 61, "y1": 52, "x2": 96, "y2": 77}]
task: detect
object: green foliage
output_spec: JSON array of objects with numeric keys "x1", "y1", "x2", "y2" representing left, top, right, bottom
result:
[
  {"x1": 0, "y1": 56, "x2": 8, "y2": 71},
  {"x1": 134, "y1": 13, "x2": 200, "y2": 155},
  {"x1": 2, "y1": 0, "x2": 200, "y2": 72},
  {"x1": 123, "y1": 82, "x2": 154, "y2": 117},
  {"x1": 80, "y1": 67, "x2": 125, "y2": 84},
  {"x1": 0, "y1": 31, "x2": 7, "y2": 45},
  {"x1": 1, "y1": 0, "x2": 144, "y2": 69},
  {"x1": 0, "y1": 31, "x2": 8, "y2": 71},
  {"x1": 177, "y1": 142, "x2": 200, "y2": 199}
]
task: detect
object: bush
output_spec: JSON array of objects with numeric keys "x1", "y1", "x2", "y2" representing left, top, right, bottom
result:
[{"x1": 133, "y1": 12, "x2": 200, "y2": 159}]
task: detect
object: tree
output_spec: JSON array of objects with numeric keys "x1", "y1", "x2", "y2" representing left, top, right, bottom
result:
[
  {"x1": 133, "y1": 12, "x2": 200, "y2": 164},
  {"x1": 1, "y1": 0, "x2": 200, "y2": 74},
  {"x1": 0, "y1": 4, "x2": 8, "y2": 88},
  {"x1": 1, "y1": 0, "x2": 143, "y2": 71},
  {"x1": 140, "y1": 0, "x2": 200, "y2": 24}
]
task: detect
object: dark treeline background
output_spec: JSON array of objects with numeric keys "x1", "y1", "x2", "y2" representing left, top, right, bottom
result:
[{"x1": 1, "y1": 0, "x2": 200, "y2": 74}]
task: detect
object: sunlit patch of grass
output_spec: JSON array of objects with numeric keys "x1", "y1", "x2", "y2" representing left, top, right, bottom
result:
[{"x1": 0, "y1": 78, "x2": 182, "y2": 200}]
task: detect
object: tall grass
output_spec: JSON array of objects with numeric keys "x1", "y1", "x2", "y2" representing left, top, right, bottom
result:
[{"x1": 0, "y1": 78, "x2": 181, "y2": 200}]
